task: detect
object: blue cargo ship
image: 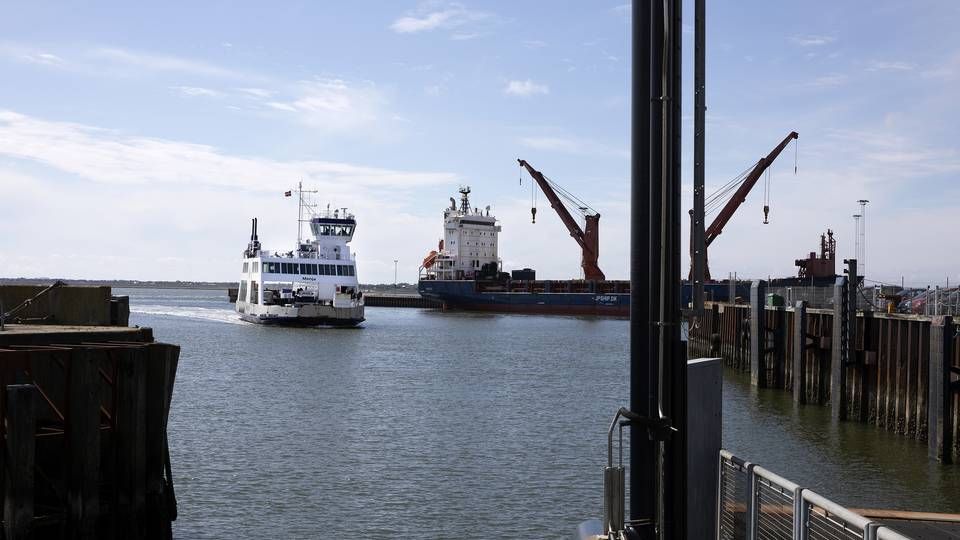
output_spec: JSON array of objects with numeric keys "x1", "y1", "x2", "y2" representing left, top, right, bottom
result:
[{"x1": 417, "y1": 187, "x2": 747, "y2": 316}]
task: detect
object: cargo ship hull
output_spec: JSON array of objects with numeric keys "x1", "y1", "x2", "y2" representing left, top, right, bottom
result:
[
  {"x1": 418, "y1": 279, "x2": 753, "y2": 316},
  {"x1": 419, "y1": 279, "x2": 629, "y2": 316}
]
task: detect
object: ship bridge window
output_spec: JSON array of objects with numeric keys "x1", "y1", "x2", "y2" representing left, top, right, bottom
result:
[
  {"x1": 253, "y1": 262, "x2": 259, "y2": 272},
  {"x1": 243, "y1": 262, "x2": 249, "y2": 273},
  {"x1": 336, "y1": 265, "x2": 344, "y2": 276}
]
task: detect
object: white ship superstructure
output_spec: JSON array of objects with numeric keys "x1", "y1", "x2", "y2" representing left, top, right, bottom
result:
[
  {"x1": 235, "y1": 186, "x2": 364, "y2": 326},
  {"x1": 422, "y1": 186, "x2": 501, "y2": 280}
]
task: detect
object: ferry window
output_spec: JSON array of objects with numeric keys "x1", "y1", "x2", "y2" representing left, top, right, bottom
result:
[
  {"x1": 325, "y1": 264, "x2": 333, "y2": 275},
  {"x1": 253, "y1": 262, "x2": 259, "y2": 272},
  {"x1": 239, "y1": 281, "x2": 247, "y2": 301},
  {"x1": 250, "y1": 282, "x2": 259, "y2": 304},
  {"x1": 314, "y1": 264, "x2": 321, "y2": 275},
  {"x1": 282, "y1": 263, "x2": 290, "y2": 274},
  {"x1": 349, "y1": 266, "x2": 355, "y2": 276},
  {"x1": 243, "y1": 262, "x2": 248, "y2": 273},
  {"x1": 292, "y1": 263, "x2": 300, "y2": 274},
  {"x1": 336, "y1": 265, "x2": 344, "y2": 276}
]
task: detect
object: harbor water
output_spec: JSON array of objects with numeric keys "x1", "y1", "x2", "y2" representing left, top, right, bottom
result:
[{"x1": 122, "y1": 288, "x2": 960, "y2": 538}]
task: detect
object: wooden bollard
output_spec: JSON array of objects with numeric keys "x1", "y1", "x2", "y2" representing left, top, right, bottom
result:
[
  {"x1": 750, "y1": 280, "x2": 767, "y2": 387},
  {"x1": 792, "y1": 301, "x2": 808, "y2": 403},
  {"x1": 4, "y1": 384, "x2": 36, "y2": 540},
  {"x1": 928, "y1": 315, "x2": 955, "y2": 463},
  {"x1": 66, "y1": 348, "x2": 101, "y2": 540}
]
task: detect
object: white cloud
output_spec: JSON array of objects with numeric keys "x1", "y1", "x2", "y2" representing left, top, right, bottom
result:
[
  {"x1": 504, "y1": 79, "x2": 549, "y2": 97},
  {"x1": 265, "y1": 78, "x2": 386, "y2": 133},
  {"x1": 390, "y1": 3, "x2": 490, "y2": 35},
  {"x1": 790, "y1": 34, "x2": 836, "y2": 47},
  {"x1": 236, "y1": 87, "x2": 274, "y2": 98},
  {"x1": 522, "y1": 40, "x2": 547, "y2": 49},
  {"x1": 170, "y1": 86, "x2": 221, "y2": 98},
  {"x1": 866, "y1": 60, "x2": 914, "y2": 72},
  {"x1": 90, "y1": 47, "x2": 243, "y2": 79},
  {"x1": 0, "y1": 110, "x2": 455, "y2": 192},
  {"x1": 23, "y1": 52, "x2": 64, "y2": 65}
]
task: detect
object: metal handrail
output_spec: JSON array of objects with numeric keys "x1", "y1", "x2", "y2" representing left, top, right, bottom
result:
[{"x1": 719, "y1": 450, "x2": 917, "y2": 540}]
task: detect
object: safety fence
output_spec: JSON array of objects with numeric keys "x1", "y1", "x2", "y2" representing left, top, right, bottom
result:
[{"x1": 718, "y1": 450, "x2": 912, "y2": 540}]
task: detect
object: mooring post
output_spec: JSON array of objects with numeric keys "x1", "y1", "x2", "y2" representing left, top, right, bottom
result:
[
  {"x1": 750, "y1": 280, "x2": 767, "y2": 387},
  {"x1": 831, "y1": 276, "x2": 849, "y2": 420},
  {"x1": 928, "y1": 315, "x2": 955, "y2": 463},
  {"x1": 66, "y1": 348, "x2": 101, "y2": 539},
  {"x1": 792, "y1": 301, "x2": 808, "y2": 403},
  {"x1": 4, "y1": 384, "x2": 36, "y2": 540}
]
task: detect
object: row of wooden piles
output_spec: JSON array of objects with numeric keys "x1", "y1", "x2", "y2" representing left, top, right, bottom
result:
[
  {"x1": 0, "y1": 334, "x2": 179, "y2": 539},
  {"x1": 688, "y1": 287, "x2": 960, "y2": 464}
]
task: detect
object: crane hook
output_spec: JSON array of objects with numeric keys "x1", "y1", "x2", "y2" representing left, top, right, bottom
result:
[
  {"x1": 531, "y1": 207, "x2": 537, "y2": 224},
  {"x1": 763, "y1": 204, "x2": 770, "y2": 224}
]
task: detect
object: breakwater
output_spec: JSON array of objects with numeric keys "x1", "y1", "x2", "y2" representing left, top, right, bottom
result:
[{"x1": 689, "y1": 281, "x2": 960, "y2": 463}]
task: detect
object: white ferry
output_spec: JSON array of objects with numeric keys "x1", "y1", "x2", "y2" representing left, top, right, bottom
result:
[{"x1": 235, "y1": 185, "x2": 364, "y2": 327}]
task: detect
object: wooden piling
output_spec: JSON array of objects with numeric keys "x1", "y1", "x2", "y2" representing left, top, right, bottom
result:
[
  {"x1": 792, "y1": 301, "x2": 807, "y2": 404},
  {"x1": 4, "y1": 384, "x2": 36, "y2": 540},
  {"x1": 115, "y1": 346, "x2": 147, "y2": 537},
  {"x1": 928, "y1": 316, "x2": 955, "y2": 463},
  {"x1": 750, "y1": 281, "x2": 767, "y2": 387},
  {"x1": 66, "y1": 348, "x2": 102, "y2": 539}
]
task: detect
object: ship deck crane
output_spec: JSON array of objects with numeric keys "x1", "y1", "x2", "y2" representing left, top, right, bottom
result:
[
  {"x1": 518, "y1": 159, "x2": 605, "y2": 281},
  {"x1": 696, "y1": 131, "x2": 799, "y2": 280}
]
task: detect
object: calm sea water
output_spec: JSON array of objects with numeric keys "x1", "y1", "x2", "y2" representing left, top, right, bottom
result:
[{"x1": 120, "y1": 288, "x2": 960, "y2": 539}]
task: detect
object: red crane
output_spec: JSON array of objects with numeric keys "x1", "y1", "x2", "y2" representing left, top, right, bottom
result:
[
  {"x1": 518, "y1": 159, "x2": 605, "y2": 281},
  {"x1": 699, "y1": 131, "x2": 799, "y2": 279}
]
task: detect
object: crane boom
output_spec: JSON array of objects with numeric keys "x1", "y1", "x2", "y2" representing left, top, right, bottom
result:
[
  {"x1": 704, "y1": 131, "x2": 798, "y2": 247},
  {"x1": 517, "y1": 159, "x2": 605, "y2": 281}
]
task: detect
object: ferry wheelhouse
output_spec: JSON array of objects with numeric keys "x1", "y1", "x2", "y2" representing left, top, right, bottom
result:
[{"x1": 236, "y1": 186, "x2": 364, "y2": 326}]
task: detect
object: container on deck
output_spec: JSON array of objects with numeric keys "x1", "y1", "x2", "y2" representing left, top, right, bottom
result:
[{"x1": 511, "y1": 268, "x2": 536, "y2": 281}]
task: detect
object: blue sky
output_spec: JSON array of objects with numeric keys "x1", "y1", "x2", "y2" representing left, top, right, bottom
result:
[{"x1": 0, "y1": 1, "x2": 957, "y2": 286}]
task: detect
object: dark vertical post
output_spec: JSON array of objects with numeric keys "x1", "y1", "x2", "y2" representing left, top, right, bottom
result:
[
  {"x1": 773, "y1": 307, "x2": 787, "y2": 389},
  {"x1": 831, "y1": 276, "x2": 849, "y2": 420},
  {"x1": 928, "y1": 316, "x2": 955, "y2": 463},
  {"x1": 4, "y1": 384, "x2": 36, "y2": 540},
  {"x1": 66, "y1": 349, "x2": 101, "y2": 539},
  {"x1": 146, "y1": 344, "x2": 174, "y2": 538},
  {"x1": 691, "y1": 0, "x2": 706, "y2": 312},
  {"x1": 629, "y1": 0, "x2": 654, "y2": 523},
  {"x1": 750, "y1": 280, "x2": 767, "y2": 387},
  {"x1": 116, "y1": 348, "x2": 147, "y2": 537},
  {"x1": 793, "y1": 301, "x2": 808, "y2": 403}
]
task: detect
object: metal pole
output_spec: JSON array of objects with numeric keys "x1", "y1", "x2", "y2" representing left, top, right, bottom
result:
[
  {"x1": 630, "y1": 0, "x2": 654, "y2": 524},
  {"x1": 691, "y1": 0, "x2": 706, "y2": 313},
  {"x1": 858, "y1": 200, "x2": 869, "y2": 279},
  {"x1": 394, "y1": 259, "x2": 398, "y2": 286}
]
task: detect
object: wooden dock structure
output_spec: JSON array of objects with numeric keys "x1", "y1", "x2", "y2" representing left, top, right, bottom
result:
[
  {"x1": 688, "y1": 278, "x2": 960, "y2": 464},
  {"x1": 0, "y1": 324, "x2": 179, "y2": 539}
]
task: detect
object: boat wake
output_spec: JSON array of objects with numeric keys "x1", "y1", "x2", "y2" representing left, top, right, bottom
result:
[{"x1": 131, "y1": 305, "x2": 245, "y2": 325}]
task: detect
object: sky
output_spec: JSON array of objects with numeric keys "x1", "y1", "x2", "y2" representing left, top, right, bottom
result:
[{"x1": 0, "y1": 1, "x2": 958, "y2": 286}]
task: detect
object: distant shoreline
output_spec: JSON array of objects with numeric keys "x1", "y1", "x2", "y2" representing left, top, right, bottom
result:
[{"x1": 0, "y1": 278, "x2": 416, "y2": 292}]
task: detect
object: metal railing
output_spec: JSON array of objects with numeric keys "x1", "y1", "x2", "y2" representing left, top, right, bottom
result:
[{"x1": 718, "y1": 450, "x2": 915, "y2": 539}]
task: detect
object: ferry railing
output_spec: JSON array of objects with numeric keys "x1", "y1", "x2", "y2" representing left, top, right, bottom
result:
[{"x1": 718, "y1": 450, "x2": 916, "y2": 540}]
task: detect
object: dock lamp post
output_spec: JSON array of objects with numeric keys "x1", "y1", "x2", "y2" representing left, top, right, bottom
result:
[{"x1": 394, "y1": 260, "x2": 398, "y2": 286}]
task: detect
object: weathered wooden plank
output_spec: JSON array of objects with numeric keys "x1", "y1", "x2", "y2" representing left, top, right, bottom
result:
[
  {"x1": 750, "y1": 281, "x2": 767, "y2": 387},
  {"x1": 66, "y1": 347, "x2": 101, "y2": 540},
  {"x1": 4, "y1": 384, "x2": 36, "y2": 540},
  {"x1": 928, "y1": 316, "x2": 955, "y2": 462},
  {"x1": 115, "y1": 346, "x2": 147, "y2": 537}
]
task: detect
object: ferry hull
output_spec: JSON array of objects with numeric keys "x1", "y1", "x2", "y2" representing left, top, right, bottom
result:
[{"x1": 236, "y1": 301, "x2": 364, "y2": 327}]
